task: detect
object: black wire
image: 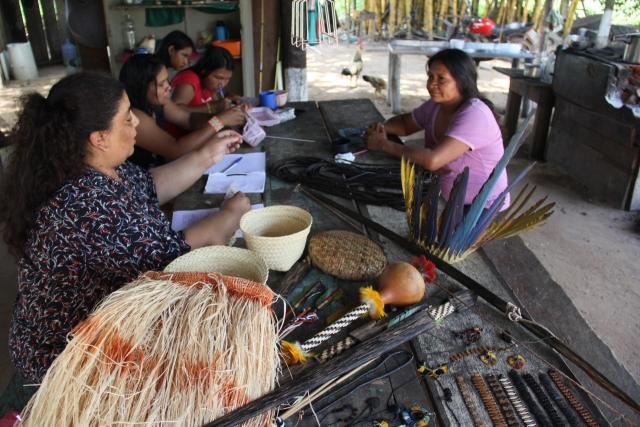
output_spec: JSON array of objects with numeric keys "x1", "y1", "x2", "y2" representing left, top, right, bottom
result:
[
  {"x1": 312, "y1": 350, "x2": 414, "y2": 415},
  {"x1": 434, "y1": 377, "x2": 461, "y2": 426},
  {"x1": 270, "y1": 157, "x2": 432, "y2": 210}
]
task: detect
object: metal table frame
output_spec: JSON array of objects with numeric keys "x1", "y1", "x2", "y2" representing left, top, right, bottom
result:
[{"x1": 387, "y1": 40, "x2": 536, "y2": 114}]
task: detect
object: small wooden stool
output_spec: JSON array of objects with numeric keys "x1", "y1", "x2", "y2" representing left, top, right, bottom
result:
[{"x1": 495, "y1": 67, "x2": 555, "y2": 161}]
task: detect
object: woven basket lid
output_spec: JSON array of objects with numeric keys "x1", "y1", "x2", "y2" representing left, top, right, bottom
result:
[
  {"x1": 164, "y1": 246, "x2": 269, "y2": 284},
  {"x1": 308, "y1": 230, "x2": 387, "y2": 281}
]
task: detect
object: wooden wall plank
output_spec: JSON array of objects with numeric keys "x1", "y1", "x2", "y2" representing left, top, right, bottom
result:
[
  {"x1": 42, "y1": 0, "x2": 62, "y2": 62},
  {"x1": 551, "y1": 100, "x2": 640, "y2": 172},
  {"x1": 21, "y1": 0, "x2": 49, "y2": 64}
]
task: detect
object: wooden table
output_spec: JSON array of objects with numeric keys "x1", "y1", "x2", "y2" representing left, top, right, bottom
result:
[
  {"x1": 387, "y1": 40, "x2": 537, "y2": 114},
  {"x1": 495, "y1": 66, "x2": 555, "y2": 161},
  {"x1": 174, "y1": 99, "x2": 609, "y2": 427}
]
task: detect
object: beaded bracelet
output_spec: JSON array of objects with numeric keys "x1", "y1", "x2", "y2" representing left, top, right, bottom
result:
[
  {"x1": 208, "y1": 115, "x2": 224, "y2": 132},
  {"x1": 509, "y1": 370, "x2": 551, "y2": 426},
  {"x1": 548, "y1": 369, "x2": 599, "y2": 427},
  {"x1": 522, "y1": 373, "x2": 565, "y2": 427},
  {"x1": 455, "y1": 376, "x2": 485, "y2": 427},
  {"x1": 498, "y1": 375, "x2": 537, "y2": 426},
  {"x1": 472, "y1": 374, "x2": 508, "y2": 427},
  {"x1": 539, "y1": 373, "x2": 581, "y2": 426},
  {"x1": 485, "y1": 374, "x2": 520, "y2": 426}
]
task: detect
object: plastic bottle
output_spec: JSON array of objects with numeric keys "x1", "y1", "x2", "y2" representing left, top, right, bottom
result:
[
  {"x1": 61, "y1": 39, "x2": 79, "y2": 68},
  {"x1": 215, "y1": 21, "x2": 228, "y2": 41},
  {"x1": 123, "y1": 14, "x2": 136, "y2": 51}
]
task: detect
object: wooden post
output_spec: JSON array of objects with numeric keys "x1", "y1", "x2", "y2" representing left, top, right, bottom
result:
[
  {"x1": 388, "y1": 51, "x2": 401, "y2": 114},
  {"x1": 280, "y1": 0, "x2": 307, "y2": 101}
]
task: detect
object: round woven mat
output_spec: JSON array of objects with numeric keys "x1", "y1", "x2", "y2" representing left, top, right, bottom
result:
[{"x1": 308, "y1": 230, "x2": 387, "y2": 281}]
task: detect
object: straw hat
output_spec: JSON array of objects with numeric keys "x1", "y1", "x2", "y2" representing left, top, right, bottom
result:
[
  {"x1": 240, "y1": 205, "x2": 313, "y2": 272},
  {"x1": 164, "y1": 246, "x2": 269, "y2": 284}
]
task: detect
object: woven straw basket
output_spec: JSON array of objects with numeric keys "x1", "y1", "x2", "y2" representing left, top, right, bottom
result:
[
  {"x1": 164, "y1": 246, "x2": 269, "y2": 284},
  {"x1": 240, "y1": 205, "x2": 313, "y2": 272}
]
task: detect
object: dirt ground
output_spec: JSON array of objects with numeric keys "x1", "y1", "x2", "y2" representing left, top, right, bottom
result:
[{"x1": 306, "y1": 41, "x2": 640, "y2": 385}]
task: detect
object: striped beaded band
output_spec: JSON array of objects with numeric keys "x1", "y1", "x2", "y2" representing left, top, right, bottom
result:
[
  {"x1": 509, "y1": 370, "x2": 551, "y2": 426},
  {"x1": 522, "y1": 373, "x2": 565, "y2": 427},
  {"x1": 539, "y1": 373, "x2": 581, "y2": 426},
  {"x1": 498, "y1": 375, "x2": 537, "y2": 426},
  {"x1": 548, "y1": 369, "x2": 599, "y2": 427},
  {"x1": 455, "y1": 376, "x2": 485, "y2": 427},
  {"x1": 316, "y1": 336, "x2": 356, "y2": 363},
  {"x1": 485, "y1": 374, "x2": 520, "y2": 426},
  {"x1": 472, "y1": 374, "x2": 508, "y2": 427}
]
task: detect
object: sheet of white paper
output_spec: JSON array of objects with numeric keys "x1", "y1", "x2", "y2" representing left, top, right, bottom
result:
[
  {"x1": 204, "y1": 172, "x2": 266, "y2": 194},
  {"x1": 205, "y1": 152, "x2": 266, "y2": 175},
  {"x1": 171, "y1": 204, "x2": 264, "y2": 238}
]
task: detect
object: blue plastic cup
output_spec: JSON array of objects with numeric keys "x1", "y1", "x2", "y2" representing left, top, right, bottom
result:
[{"x1": 259, "y1": 91, "x2": 277, "y2": 110}]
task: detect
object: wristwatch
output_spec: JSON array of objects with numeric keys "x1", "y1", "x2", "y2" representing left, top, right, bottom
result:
[{"x1": 208, "y1": 115, "x2": 224, "y2": 132}]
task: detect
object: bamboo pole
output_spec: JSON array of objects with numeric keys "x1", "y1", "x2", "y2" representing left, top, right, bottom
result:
[
  {"x1": 520, "y1": 0, "x2": 528, "y2": 23},
  {"x1": 497, "y1": 0, "x2": 507, "y2": 24},
  {"x1": 452, "y1": 0, "x2": 458, "y2": 26},
  {"x1": 484, "y1": 0, "x2": 493, "y2": 18},
  {"x1": 389, "y1": 0, "x2": 398, "y2": 36},
  {"x1": 559, "y1": 0, "x2": 569, "y2": 17},
  {"x1": 437, "y1": 0, "x2": 448, "y2": 32},
  {"x1": 405, "y1": 0, "x2": 412, "y2": 29},
  {"x1": 531, "y1": 0, "x2": 542, "y2": 28},
  {"x1": 471, "y1": 0, "x2": 479, "y2": 16},
  {"x1": 563, "y1": 0, "x2": 579, "y2": 36},
  {"x1": 424, "y1": 0, "x2": 434, "y2": 39},
  {"x1": 506, "y1": 0, "x2": 517, "y2": 23},
  {"x1": 375, "y1": 0, "x2": 383, "y2": 34}
]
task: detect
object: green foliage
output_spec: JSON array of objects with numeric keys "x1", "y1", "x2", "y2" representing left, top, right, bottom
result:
[{"x1": 581, "y1": 0, "x2": 640, "y2": 26}]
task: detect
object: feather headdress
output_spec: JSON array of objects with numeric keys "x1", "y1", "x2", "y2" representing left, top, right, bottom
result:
[{"x1": 401, "y1": 138, "x2": 554, "y2": 263}]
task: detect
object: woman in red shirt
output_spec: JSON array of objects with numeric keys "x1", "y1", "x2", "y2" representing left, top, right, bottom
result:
[{"x1": 172, "y1": 45, "x2": 245, "y2": 127}]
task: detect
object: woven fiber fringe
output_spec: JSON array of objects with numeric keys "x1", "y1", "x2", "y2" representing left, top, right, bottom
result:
[{"x1": 19, "y1": 272, "x2": 280, "y2": 427}]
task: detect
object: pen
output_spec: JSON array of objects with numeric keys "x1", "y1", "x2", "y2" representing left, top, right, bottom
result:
[{"x1": 220, "y1": 157, "x2": 242, "y2": 173}]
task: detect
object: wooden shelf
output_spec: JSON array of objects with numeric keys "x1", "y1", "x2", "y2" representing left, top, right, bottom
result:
[{"x1": 111, "y1": 1, "x2": 238, "y2": 10}]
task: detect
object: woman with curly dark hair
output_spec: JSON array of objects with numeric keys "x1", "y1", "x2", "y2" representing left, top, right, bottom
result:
[{"x1": 0, "y1": 72, "x2": 249, "y2": 405}]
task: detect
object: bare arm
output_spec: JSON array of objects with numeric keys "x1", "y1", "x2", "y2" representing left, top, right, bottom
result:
[
  {"x1": 134, "y1": 108, "x2": 217, "y2": 160},
  {"x1": 172, "y1": 83, "x2": 197, "y2": 108},
  {"x1": 182, "y1": 193, "x2": 250, "y2": 248},
  {"x1": 365, "y1": 123, "x2": 469, "y2": 171},
  {"x1": 150, "y1": 130, "x2": 243, "y2": 204},
  {"x1": 376, "y1": 113, "x2": 422, "y2": 136}
]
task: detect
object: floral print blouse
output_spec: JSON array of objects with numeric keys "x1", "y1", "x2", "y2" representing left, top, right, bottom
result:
[{"x1": 9, "y1": 162, "x2": 190, "y2": 382}]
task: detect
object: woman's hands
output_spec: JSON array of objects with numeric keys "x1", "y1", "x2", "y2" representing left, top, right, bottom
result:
[
  {"x1": 221, "y1": 192, "x2": 251, "y2": 216},
  {"x1": 364, "y1": 122, "x2": 389, "y2": 152},
  {"x1": 199, "y1": 129, "x2": 243, "y2": 167},
  {"x1": 217, "y1": 106, "x2": 246, "y2": 127}
]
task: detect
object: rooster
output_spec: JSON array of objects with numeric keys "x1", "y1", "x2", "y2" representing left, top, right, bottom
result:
[
  {"x1": 362, "y1": 75, "x2": 387, "y2": 97},
  {"x1": 341, "y1": 39, "x2": 363, "y2": 87}
]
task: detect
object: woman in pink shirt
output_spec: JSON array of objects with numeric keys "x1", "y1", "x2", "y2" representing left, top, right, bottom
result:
[{"x1": 365, "y1": 49, "x2": 509, "y2": 210}]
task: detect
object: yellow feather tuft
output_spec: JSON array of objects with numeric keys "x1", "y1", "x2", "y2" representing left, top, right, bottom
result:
[
  {"x1": 281, "y1": 340, "x2": 309, "y2": 365},
  {"x1": 360, "y1": 286, "x2": 386, "y2": 320}
]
